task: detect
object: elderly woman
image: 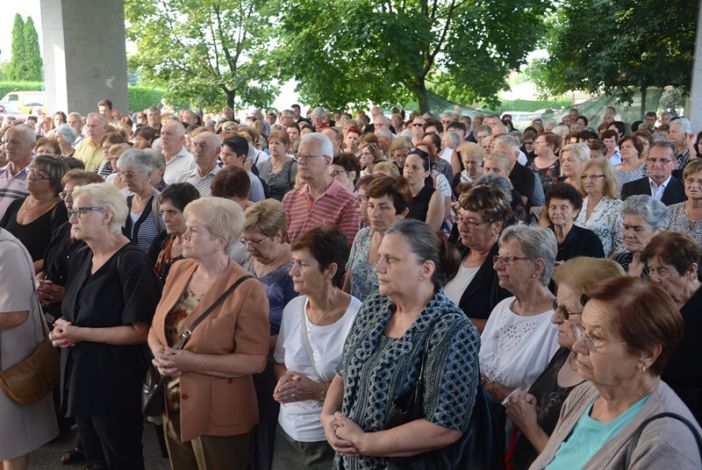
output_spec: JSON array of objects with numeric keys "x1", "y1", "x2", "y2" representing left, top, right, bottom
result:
[
  {"x1": 148, "y1": 182, "x2": 201, "y2": 281},
  {"x1": 257, "y1": 130, "x2": 297, "y2": 201},
  {"x1": 507, "y1": 257, "x2": 624, "y2": 470},
  {"x1": 559, "y1": 143, "x2": 589, "y2": 188},
  {"x1": 452, "y1": 142, "x2": 485, "y2": 190},
  {"x1": 359, "y1": 142, "x2": 385, "y2": 178},
  {"x1": 641, "y1": 232, "x2": 702, "y2": 424},
  {"x1": 242, "y1": 199, "x2": 297, "y2": 470},
  {"x1": 530, "y1": 276, "x2": 701, "y2": 468},
  {"x1": 54, "y1": 123, "x2": 78, "y2": 158},
  {"x1": 35, "y1": 137, "x2": 62, "y2": 157},
  {"x1": 389, "y1": 136, "x2": 412, "y2": 170},
  {"x1": 575, "y1": 158, "x2": 623, "y2": 256},
  {"x1": 615, "y1": 136, "x2": 647, "y2": 188},
  {"x1": 0, "y1": 228, "x2": 58, "y2": 470},
  {"x1": 543, "y1": 183, "x2": 604, "y2": 262},
  {"x1": 117, "y1": 148, "x2": 165, "y2": 252},
  {"x1": 612, "y1": 195, "x2": 669, "y2": 277},
  {"x1": 667, "y1": 158, "x2": 702, "y2": 245},
  {"x1": 272, "y1": 227, "x2": 361, "y2": 470},
  {"x1": 480, "y1": 225, "x2": 559, "y2": 402},
  {"x1": 444, "y1": 184, "x2": 512, "y2": 332},
  {"x1": 331, "y1": 153, "x2": 361, "y2": 194},
  {"x1": 50, "y1": 182, "x2": 161, "y2": 469},
  {"x1": 403, "y1": 148, "x2": 445, "y2": 231},
  {"x1": 148, "y1": 197, "x2": 270, "y2": 470},
  {"x1": 344, "y1": 175, "x2": 412, "y2": 302},
  {"x1": 321, "y1": 220, "x2": 480, "y2": 468},
  {"x1": 530, "y1": 133, "x2": 561, "y2": 192},
  {"x1": 0, "y1": 156, "x2": 68, "y2": 272}
]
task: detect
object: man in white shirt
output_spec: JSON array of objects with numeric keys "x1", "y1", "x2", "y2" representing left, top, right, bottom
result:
[
  {"x1": 621, "y1": 142, "x2": 686, "y2": 206},
  {"x1": 0, "y1": 125, "x2": 34, "y2": 218},
  {"x1": 159, "y1": 120, "x2": 196, "y2": 185},
  {"x1": 178, "y1": 131, "x2": 221, "y2": 197}
]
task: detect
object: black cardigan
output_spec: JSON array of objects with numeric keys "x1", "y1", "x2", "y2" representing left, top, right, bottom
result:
[{"x1": 456, "y1": 242, "x2": 511, "y2": 321}]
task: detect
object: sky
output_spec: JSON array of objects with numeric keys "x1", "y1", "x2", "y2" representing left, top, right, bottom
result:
[{"x1": 2, "y1": 1, "x2": 43, "y2": 62}]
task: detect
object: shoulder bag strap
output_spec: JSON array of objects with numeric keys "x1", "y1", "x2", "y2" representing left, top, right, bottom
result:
[
  {"x1": 173, "y1": 275, "x2": 253, "y2": 350},
  {"x1": 300, "y1": 302, "x2": 324, "y2": 380},
  {"x1": 623, "y1": 412, "x2": 702, "y2": 468}
]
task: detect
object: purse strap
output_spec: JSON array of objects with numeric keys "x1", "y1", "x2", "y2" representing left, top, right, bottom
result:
[
  {"x1": 173, "y1": 274, "x2": 252, "y2": 350},
  {"x1": 623, "y1": 412, "x2": 702, "y2": 468},
  {"x1": 300, "y1": 300, "x2": 324, "y2": 381}
]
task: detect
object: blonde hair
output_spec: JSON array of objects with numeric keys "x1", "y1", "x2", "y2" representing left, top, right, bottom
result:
[
  {"x1": 552, "y1": 257, "x2": 625, "y2": 296},
  {"x1": 183, "y1": 197, "x2": 245, "y2": 252},
  {"x1": 72, "y1": 182, "x2": 128, "y2": 234},
  {"x1": 459, "y1": 142, "x2": 486, "y2": 162},
  {"x1": 244, "y1": 199, "x2": 287, "y2": 239},
  {"x1": 578, "y1": 158, "x2": 619, "y2": 199},
  {"x1": 372, "y1": 161, "x2": 401, "y2": 178}
]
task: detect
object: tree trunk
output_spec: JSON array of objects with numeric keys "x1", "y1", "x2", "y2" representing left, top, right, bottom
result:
[
  {"x1": 640, "y1": 87, "x2": 647, "y2": 120},
  {"x1": 414, "y1": 80, "x2": 430, "y2": 114},
  {"x1": 226, "y1": 90, "x2": 236, "y2": 109}
]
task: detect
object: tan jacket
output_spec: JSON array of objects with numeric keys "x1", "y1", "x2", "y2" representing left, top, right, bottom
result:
[{"x1": 150, "y1": 259, "x2": 269, "y2": 442}]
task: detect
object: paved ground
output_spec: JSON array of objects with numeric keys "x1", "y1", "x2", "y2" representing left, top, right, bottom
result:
[{"x1": 28, "y1": 424, "x2": 170, "y2": 470}]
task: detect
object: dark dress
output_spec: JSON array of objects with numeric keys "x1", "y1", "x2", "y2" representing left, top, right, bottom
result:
[
  {"x1": 41, "y1": 221, "x2": 85, "y2": 319},
  {"x1": 61, "y1": 243, "x2": 162, "y2": 469},
  {"x1": 0, "y1": 197, "x2": 68, "y2": 261},
  {"x1": 456, "y1": 243, "x2": 511, "y2": 322},
  {"x1": 148, "y1": 230, "x2": 183, "y2": 282},
  {"x1": 552, "y1": 225, "x2": 605, "y2": 262},
  {"x1": 407, "y1": 183, "x2": 434, "y2": 223},
  {"x1": 663, "y1": 286, "x2": 702, "y2": 425},
  {"x1": 612, "y1": 251, "x2": 650, "y2": 277},
  {"x1": 511, "y1": 348, "x2": 584, "y2": 470}
]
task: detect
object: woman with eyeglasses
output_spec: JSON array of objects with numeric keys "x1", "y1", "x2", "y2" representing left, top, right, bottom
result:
[
  {"x1": 0, "y1": 156, "x2": 68, "y2": 273},
  {"x1": 403, "y1": 148, "x2": 445, "y2": 231},
  {"x1": 666, "y1": 158, "x2": 702, "y2": 246},
  {"x1": 574, "y1": 158, "x2": 623, "y2": 256},
  {"x1": 452, "y1": 142, "x2": 485, "y2": 190},
  {"x1": 50, "y1": 182, "x2": 161, "y2": 469},
  {"x1": 530, "y1": 276, "x2": 701, "y2": 469},
  {"x1": 330, "y1": 153, "x2": 361, "y2": 194},
  {"x1": 506, "y1": 257, "x2": 624, "y2": 470},
  {"x1": 641, "y1": 232, "x2": 702, "y2": 424},
  {"x1": 479, "y1": 225, "x2": 559, "y2": 403}
]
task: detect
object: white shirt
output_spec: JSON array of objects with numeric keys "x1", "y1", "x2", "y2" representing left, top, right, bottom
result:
[
  {"x1": 179, "y1": 163, "x2": 221, "y2": 197},
  {"x1": 479, "y1": 297, "x2": 559, "y2": 391},
  {"x1": 649, "y1": 175, "x2": 672, "y2": 201},
  {"x1": 274, "y1": 295, "x2": 362, "y2": 442},
  {"x1": 443, "y1": 265, "x2": 479, "y2": 305},
  {"x1": 162, "y1": 147, "x2": 196, "y2": 185}
]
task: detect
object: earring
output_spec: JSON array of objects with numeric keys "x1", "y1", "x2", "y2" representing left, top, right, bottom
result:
[{"x1": 641, "y1": 364, "x2": 647, "y2": 373}]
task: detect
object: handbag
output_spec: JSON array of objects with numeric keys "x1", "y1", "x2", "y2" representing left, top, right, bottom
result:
[
  {"x1": 142, "y1": 275, "x2": 252, "y2": 416},
  {"x1": 623, "y1": 412, "x2": 702, "y2": 468},
  {"x1": 0, "y1": 236, "x2": 60, "y2": 405},
  {"x1": 386, "y1": 324, "x2": 505, "y2": 470}
]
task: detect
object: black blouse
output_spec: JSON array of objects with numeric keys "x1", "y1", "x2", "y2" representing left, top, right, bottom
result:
[
  {"x1": 60, "y1": 243, "x2": 162, "y2": 416},
  {"x1": 0, "y1": 197, "x2": 67, "y2": 261},
  {"x1": 407, "y1": 183, "x2": 434, "y2": 223},
  {"x1": 553, "y1": 224, "x2": 605, "y2": 262}
]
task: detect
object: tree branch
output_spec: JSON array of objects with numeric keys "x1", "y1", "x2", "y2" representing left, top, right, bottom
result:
[
  {"x1": 424, "y1": 0, "x2": 456, "y2": 77},
  {"x1": 214, "y1": 4, "x2": 236, "y2": 74}
]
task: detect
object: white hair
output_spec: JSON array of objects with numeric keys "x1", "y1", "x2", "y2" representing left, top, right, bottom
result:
[
  {"x1": 301, "y1": 132, "x2": 334, "y2": 158},
  {"x1": 72, "y1": 182, "x2": 129, "y2": 234}
]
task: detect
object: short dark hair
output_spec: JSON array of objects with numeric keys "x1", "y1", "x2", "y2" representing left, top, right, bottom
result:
[
  {"x1": 211, "y1": 166, "x2": 251, "y2": 200},
  {"x1": 447, "y1": 121, "x2": 467, "y2": 133},
  {"x1": 600, "y1": 129, "x2": 619, "y2": 141},
  {"x1": 133, "y1": 126, "x2": 158, "y2": 145},
  {"x1": 222, "y1": 136, "x2": 249, "y2": 159},
  {"x1": 365, "y1": 175, "x2": 413, "y2": 215},
  {"x1": 546, "y1": 182, "x2": 584, "y2": 211},
  {"x1": 641, "y1": 232, "x2": 700, "y2": 276},
  {"x1": 459, "y1": 184, "x2": 513, "y2": 224},
  {"x1": 159, "y1": 182, "x2": 200, "y2": 211},
  {"x1": 33, "y1": 156, "x2": 68, "y2": 195},
  {"x1": 333, "y1": 153, "x2": 361, "y2": 186},
  {"x1": 618, "y1": 136, "x2": 643, "y2": 155},
  {"x1": 98, "y1": 99, "x2": 113, "y2": 110},
  {"x1": 645, "y1": 111, "x2": 657, "y2": 118},
  {"x1": 292, "y1": 227, "x2": 349, "y2": 286}
]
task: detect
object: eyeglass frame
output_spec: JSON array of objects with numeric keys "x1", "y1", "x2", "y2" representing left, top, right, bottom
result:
[
  {"x1": 570, "y1": 322, "x2": 627, "y2": 351},
  {"x1": 492, "y1": 255, "x2": 529, "y2": 266},
  {"x1": 67, "y1": 206, "x2": 104, "y2": 219}
]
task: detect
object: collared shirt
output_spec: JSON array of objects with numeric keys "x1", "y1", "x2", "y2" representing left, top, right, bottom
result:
[
  {"x1": 608, "y1": 149, "x2": 622, "y2": 166},
  {"x1": 283, "y1": 178, "x2": 359, "y2": 245},
  {"x1": 163, "y1": 147, "x2": 196, "y2": 185},
  {"x1": 0, "y1": 164, "x2": 29, "y2": 219},
  {"x1": 649, "y1": 175, "x2": 672, "y2": 201},
  {"x1": 180, "y1": 163, "x2": 221, "y2": 197},
  {"x1": 73, "y1": 138, "x2": 104, "y2": 172}
]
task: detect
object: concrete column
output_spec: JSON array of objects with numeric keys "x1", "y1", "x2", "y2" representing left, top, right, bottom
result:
[
  {"x1": 688, "y1": 2, "x2": 702, "y2": 130},
  {"x1": 40, "y1": 0, "x2": 128, "y2": 116}
]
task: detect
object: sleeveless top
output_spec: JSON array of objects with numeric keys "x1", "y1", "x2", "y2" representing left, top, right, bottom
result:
[{"x1": 407, "y1": 182, "x2": 434, "y2": 222}]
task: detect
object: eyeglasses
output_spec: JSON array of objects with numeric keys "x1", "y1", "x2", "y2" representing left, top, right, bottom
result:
[
  {"x1": 580, "y1": 174, "x2": 605, "y2": 180},
  {"x1": 570, "y1": 323, "x2": 627, "y2": 351},
  {"x1": 330, "y1": 169, "x2": 347, "y2": 178},
  {"x1": 493, "y1": 255, "x2": 529, "y2": 265},
  {"x1": 118, "y1": 170, "x2": 141, "y2": 179},
  {"x1": 27, "y1": 169, "x2": 50, "y2": 180},
  {"x1": 456, "y1": 216, "x2": 489, "y2": 228},
  {"x1": 411, "y1": 123, "x2": 423, "y2": 127},
  {"x1": 552, "y1": 298, "x2": 582, "y2": 320},
  {"x1": 684, "y1": 177, "x2": 702, "y2": 187},
  {"x1": 523, "y1": 140, "x2": 535, "y2": 145},
  {"x1": 68, "y1": 206, "x2": 103, "y2": 219},
  {"x1": 297, "y1": 153, "x2": 327, "y2": 162},
  {"x1": 646, "y1": 158, "x2": 673, "y2": 165},
  {"x1": 241, "y1": 237, "x2": 268, "y2": 247}
]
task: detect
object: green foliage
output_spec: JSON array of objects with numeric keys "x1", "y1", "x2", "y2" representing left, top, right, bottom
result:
[
  {"x1": 487, "y1": 99, "x2": 572, "y2": 114},
  {"x1": 274, "y1": 0, "x2": 549, "y2": 112},
  {"x1": 125, "y1": 0, "x2": 279, "y2": 110},
  {"x1": 126, "y1": 86, "x2": 165, "y2": 112},
  {"x1": 533, "y1": 0, "x2": 698, "y2": 101},
  {"x1": 0, "y1": 81, "x2": 43, "y2": 99},
  {"x1": 22, "y1": 17, "x2": 43, "y2": 81},
  {"x1": 6, "y1": 14, "x2": 24, "y2": 81}
]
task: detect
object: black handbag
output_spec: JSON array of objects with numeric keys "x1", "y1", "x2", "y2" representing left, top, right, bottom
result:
[
  {"x1": 386, "y1": 328, "x2": 505, "y2": 470},
  {"x1": 622, "y1": 412, "x2": 702, "y2": 468},
  {"x1": 141, "y1": 275, "x2": 252, "y2": 417}
]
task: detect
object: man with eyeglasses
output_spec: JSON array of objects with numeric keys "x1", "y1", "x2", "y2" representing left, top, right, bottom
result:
[
  {"x1": 73, "y1": 113, "x2": 107, "y2": 172},
  {"x1": 282, "y1": 133, "x2": 359, "y2": 245},
  {"x1": 0, "y1": 125, "x2": 34, "y2": 219},
  {"x1": 621, "y1": 142, "x2": 686, "y2": 205}
]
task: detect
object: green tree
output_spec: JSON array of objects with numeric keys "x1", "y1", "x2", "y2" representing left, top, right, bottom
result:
[
  {"x1": 6, "y1": 14, "x2": 25, "y2": 80},
  {"x1": 22, "y1": 16, "x2": 43, "y2": 81},
  {"x1": 125, "y1": 0, "x2": 279, "y2": 110},
  {"x1": 274, "y1": 0, "x2": 549, "y2": 112},
  {"x1": 530, "y1": 0, "x2": 698, "y2": 109}
]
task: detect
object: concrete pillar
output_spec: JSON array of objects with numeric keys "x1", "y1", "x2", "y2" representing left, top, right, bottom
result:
[
  {"x1": 688, "y1": 2, "x2": 702, "y2": 131},
  {"x1": 40, "y1": 0, "x2": 128, "y2": 116}
]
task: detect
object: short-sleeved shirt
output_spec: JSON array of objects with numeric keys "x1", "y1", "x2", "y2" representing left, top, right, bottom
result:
[
  {"x1": 335, "y1": 291, "x2": 480, "y2": 470},
  {"x1": 163, "y1": 147, "x2": 196, "y2": 185},
  {"x1": 178, "y1": 163, "x2": 221, "y2": 197},
  {"x1": 346, "y1": 227, "x2": 378, "y2": 302},
  {"x1": 257, "y1": 159, "x2": 297, "y2": 201},
  {"x1": 283, "y1": 179, "x2": 359, "y2": 245},
  {"x1": 667, "y1": 202, "x2": 702, "y2": 246},
  {"x1": 574, "y1": 197, "x2": 623, "y2": 256},
  {"x1": 0, "y1": 164, "x2": 29, "y2": 220},
  {"x1": 61, "y1": 243, "x2": 162, "y2": 416},
  {"x1": 258, "y1": 263, "x2": 297, "y2": 335},
  {"x1": 73, "y1": 138, "x2": 104, "y2": 172}
]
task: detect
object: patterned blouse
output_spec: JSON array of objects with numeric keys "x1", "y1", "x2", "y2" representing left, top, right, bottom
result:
[
  {"x1": 335, "y1": 291, "x2": 480, "y2": 470},
  {"x1": 615, "y1": 163, "x2": 647, "y2": 189},
  {"x1": 667, "y1": 202, "x2": 702, "y2": 246},
  {"x1": 529, "y1": 159, "x2": 560, "y2": 193},
  {"x1": 574, "y1": 197, "x2": 623, "y2": 256},
  {"x1": 346, "y1": 227, "x2": 378, "y2": 302},
  {"x1": 256, "y1": 158, "x2": 297, "y2": 201}
]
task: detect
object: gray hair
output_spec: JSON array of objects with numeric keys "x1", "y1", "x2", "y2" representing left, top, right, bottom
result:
[
  {"x1": 561, "y1": 143, "x2": 590, "y2": 162},
  {"x1": 85, "y1": 112, "x2": 107, "y2": 127},
  {"x1": 117, "y1": 148, "x2": 159, "y2": 175},
  {"x1": 476, "y1": 173, "x2": 513, "y2": 198},
  {"x1": 671, "y1": 118, "x2": 693, "y2": 134},
  {"x1": 301, "y1": 132, "x2": 334, "y2": 159},
  {"x1": 55, "y1": 124, "x2": 77, "y2": 146},
  {"x1": 499, "y1": 225, "x2": 557, "y2": 285},
  {"x1": 312, "y1": 107, "x2": 328, "y2": 119},
  {"x1": 149, "y1": 150, "x2": 166, "y2": 170},
  {"x1": 72, "y1": 182, "x2": 129, "y2": 234},
  {"x1": 493, "y1": 134, "x2": 521, "y2": 151},
  {"x1": 475, "y1": 125, "x2": 491, "y2": 136},
  {"x1": 11, "y1": 124, "x2": 36, "y2": 144},
  {"x1": 444, "y1": 131, "x2": 461, "y2": 149},
  {"x1": 620, "y1": 195, "x2": 670, "y2": 230}
]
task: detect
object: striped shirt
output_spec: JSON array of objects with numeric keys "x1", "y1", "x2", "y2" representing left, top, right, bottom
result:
[
  {"x1": 283, "y1": 179, "x2": 359, "y2": 245},
  {"x1": 0, "y1": 164, "x2": 29, "y2": 220},
  {"x1": 124, "y1": 189, "x2": 165, "y2": 253},
  {"x1": 180, "y1": 163, "x2": 221, "y2": 197}
]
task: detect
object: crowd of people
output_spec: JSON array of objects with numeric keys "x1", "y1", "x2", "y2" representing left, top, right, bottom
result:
[{"x1": 0, "y1": 100, "x2": 701, "y2": 470}]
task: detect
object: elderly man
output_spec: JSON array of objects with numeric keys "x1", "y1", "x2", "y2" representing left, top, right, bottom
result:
[
  {"x1": 145, "y1": 106, "x2": 161, "y2": 133},
  {"x1": 0, "y1": 125, "x2": 34, "y2": 218},
  {"x1": 73, "y1": 113, "x2": 107, "y2": 172},
  {"x1": 321, "y1": 127, "x2": 343, "y2": 156},
  {"x1": 492, "y1": 134, "x2": 545, "y2": 207},
  {"x1": 160, "y1": 120, "x2": 196, "y2": 184},
  {"x1": 67, "y1": 112, "x2": 83, "y2": 143},
  {"x1": 310, "y1": 107, "x2": 329, "y2": 131},
  {"x1": 177, "y1": 131, "x2": 221, "y2": 197},
  {"x1": 621, "y1": 142, "x2": 686, "y2": 205},
  {"x1": 669, "y1": 118, "x2": 696, "y2": 171},
  {"x1": 283, "y1": 133, "x2": 359, "y2": 244},
  {"x1": 280, "y1": 109, "x2": 295, "y2": 128}
]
